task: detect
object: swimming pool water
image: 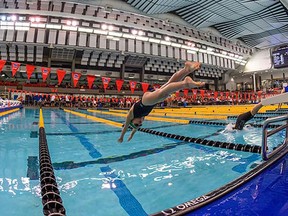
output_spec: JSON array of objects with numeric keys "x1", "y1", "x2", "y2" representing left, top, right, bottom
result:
[{"x1": 1, "y1": 108, "x2": 285, "y2": 215}]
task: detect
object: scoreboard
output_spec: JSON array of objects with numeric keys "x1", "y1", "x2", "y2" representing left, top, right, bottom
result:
[{"x1": 272, "y1": 48, "x2": 288, "y2": 68}]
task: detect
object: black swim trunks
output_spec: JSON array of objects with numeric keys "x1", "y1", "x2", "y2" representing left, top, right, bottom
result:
[
  {"x1": 234, "y1": 111, "x2": 253, "y2": 130},
  {"x1": 133, "y1": 100, "x2": 155, "y2": 118}
]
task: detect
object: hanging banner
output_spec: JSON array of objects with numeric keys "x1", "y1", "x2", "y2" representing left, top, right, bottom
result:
[
  {"x1": 26, "y1": 64, "x2": 35, "y2": 80},
  {"x1": 116, "y1": 79, "x2": 124, "y2": 92},
  {"x1": 220, "y1": 92, "x2": 223, "y2": 100},
  {"x1": 57, "y1": 69, "x2": 66, "y2": 85},
  {"x1": 183, "y1": 89, "x2": 189, "y2": 97},
  {"x1": 192, "y1": 89, "x2": 197, "y2": 99},
  {"x1": 153, "y1": 84, "x2": 161, "y2": 90},
  {"x1": 225, "y1": 92, "x2": 230, "y2": 99},
  {"x1": 141, "y1": 82, "x2": 149, "y2": 93},
  {"x1": 175, "y1": 91, "x2": 180, "y2": 97},
  {"x1": 214, "y1": 91, "x2": 218, "y2": 99},
  {"x1": 72, "y1": 72, "x2": 81, "y2": 87},
  {"x1": 200, "y1": 90, "x2": 205, "y2": 98},
  {"x1": 41, "y1": 67, "x2": 51, "y2": 82},
  {"x1": 0, "y1": 60, "x2": 6, "y2": 72},
  {"x1": 87, "y1": 75, "x2": 96, "y2": 89},
  {"x1": 102, "y1": 77, "x2": 111, "y2": 91},
  {"x1": 129, "y1": 80, "x2": 137, "y2": 94},
  {"x1": 11, "y1": 62, "x2": 21, "y2": 77}
]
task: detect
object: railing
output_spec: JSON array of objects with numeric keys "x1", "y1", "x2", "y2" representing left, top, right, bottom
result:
[{"x1": 262, "y1": 115, "x2": 288, "y2": 160}]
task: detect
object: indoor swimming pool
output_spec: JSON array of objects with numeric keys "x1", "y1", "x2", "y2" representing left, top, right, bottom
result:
[{"x1": 0, "y1": 108, "x2": 287, "y2": 215}]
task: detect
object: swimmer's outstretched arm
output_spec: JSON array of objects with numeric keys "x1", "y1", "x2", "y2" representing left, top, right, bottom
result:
[
  {"x1": 118, "y1": 106, "x2": 134, "y2": 143},
  {"x1": 127, "y1": 128, "x2": 137, "y2": 142}
]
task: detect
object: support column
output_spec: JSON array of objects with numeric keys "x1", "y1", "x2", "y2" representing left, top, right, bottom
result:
[
  {"x1": 252, "y1": 73, "x2": 257, "y2": 92},
  {"x1": 140, "y1": 67, "x2": 145, "y2": 82},
  {"x1": 214, "y1": 78, "x2": 218, "y2": 91},
  {"x1": 120, "y1": 64, "x2": 125, "y2": 80}
]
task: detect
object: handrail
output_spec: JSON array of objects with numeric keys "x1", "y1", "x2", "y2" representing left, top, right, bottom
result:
[{"x1": 262, "y1": 114, "x2": 288, "y2": 160}]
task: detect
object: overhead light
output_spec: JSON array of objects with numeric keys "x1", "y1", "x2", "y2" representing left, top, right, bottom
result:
[
  {"x1": 46, "y1": 24, "x2": 61, "y2": 29},
  {"x1": 131, "y1": 29, "x2": 138, "y2": 35},
  {"x1": 108, "y1": 31, "x2": 123, "y2": 37},
  {"x1": 138, "y1": 30, "x2": 144, "y2": 36},
  {"x1": 122, "y1": 33, "x2": 136, "y2": 39},
  {"x1": 63, "y1": 25, "x2": 77, "y2": 31},
  {"x1": 78, "y1": 27, "x2": 93, "y2": 33},
  {"x1": 101, "y1": 24, "x2": 107, "y2": 30},
  {"x1": 66, "y1": 20, "x2": 72, "y2": 25},
  {"x1": 15, "y1": 22, "x2": 30, "y2": 27},
  {"x1": 171, "y1": 43, "x2": 181, "y2": 48},
  {"x1": 15, "y1": 26, "x2": 30, "y2": 31},
  {"x1": 199, "y1": 49, "x2": 207, "y2": 53},
  {"x1": 164, "y1": 36, "x2": 170, "y2": 41},
  {"x1": 94, "y1": 29, "x2": 108, "y2": 35},
  {"x1": 148, "y1": 38, "x2": 160, "y2": 43},
  {"x1": 35, "y1": 17, "x2": 40, "y2": 22},
  {"x1": 71, "y1": 20, "x2": 77, "y2": 26},
  {"x1": 136, "y1": 36, "x2": 149, "y2": 41},
  {"x1": 11, "y1": 16, "x2": 17, "y2": 21},
  {"x1": 108, "y1": 25, "x2": 113, "y2": 31},
  {"x1": 160, "y1": 40, "x2": 171, "y2": 45},
  {"x1": 1, "y1": 16, "x2": 6, "y2": 21},
  {"x1": 221, "y1": 51, "x2": 227, "y2": 55},
  {"x1": 31, "y1": 23, "x2": 45, "y2": 28},
  {"x1": 187, "y1": 50, "x2": 196, "y2": 54}
]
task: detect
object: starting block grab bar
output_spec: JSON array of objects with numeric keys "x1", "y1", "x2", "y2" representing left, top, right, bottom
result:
[{"x1": 262, "y1": 114, "x2": 288, "y2": 160}]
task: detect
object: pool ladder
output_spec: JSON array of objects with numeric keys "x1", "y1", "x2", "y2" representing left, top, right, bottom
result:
[{"x1": 262, "y1": 114, "x2": 288, "y2": 160}]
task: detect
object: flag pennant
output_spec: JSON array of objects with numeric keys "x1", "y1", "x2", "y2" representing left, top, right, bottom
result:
[
  {"x1": 26, "y1": 64, "x2": 35, "y2": 80},
  {"x1": 57, "y1": 69, "x2": 66, "y2": 85},
  {"x1": 41, "y1": 67, "x2": 51, "y2": 82},
  {"x1": 11, "y1": 62, "x2": 21, "y2": 77},
  {"x1": 72, "y1": 72, "x2": 81, "y2": 87}
]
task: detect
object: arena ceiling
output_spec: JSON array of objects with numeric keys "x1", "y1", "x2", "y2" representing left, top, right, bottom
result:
[
  {"x1": 120, "y1": 0, "x2": 288, "y2": 50},
  {"x1": 123, "y1": 0, "x2": 288, "y2": 49}
]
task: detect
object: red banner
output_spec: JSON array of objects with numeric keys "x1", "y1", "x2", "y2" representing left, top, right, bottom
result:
[
  {"x1": 153, "y1": 84, "x2": 161, "y2": 90},
  {"x1": 200, "y1": 90, "x2": 205, "y2": 98},
  {"x1": 26, "y1": 64, "x2": 35, "y2": 80},
  {"x1": 192, "y1": 89, "x2": 197, "y2": 99},
  {"x1": 141, "y1": 82, "x2": 149, "y2": 93},
  {"x1": 183, "y1": 89, "x2": 189, "y2": 97},
  {"x1": 57, "y1": 69, "x2": 66, "y2": 85},
  {"x1": 116, "y1": 79, "x2": 124, "y2": 92},
  {"x1": 41, "y1": 67, "x2": 51, "y2": 82},
  {"x1": 87, "y1": 75, "x2": 96, "y2": 89},
  {"x1": 72, "y1": 72, "x2": 81, "y2": 87},
  {"x1": 102, "y1": 77, "x2": 111, "y2": 90},
  {"x1": 175, "y1": 91, "x2": 180, "y2": 97},
  {"x1": 129, "y1": 80, "x2": 137, "y2": 94},
  {"x1": 0, "y1": 60, "x2": 6, "y2": 72},
  {"x1": 214, "y1": 91, "x2": 218, "y2": 99},
  {"x1": 225, "y1": 92, "x2": 230, "y2": 99},
  {"x1": 11, "y1": 62, "x2": 20, "y2": 77}
]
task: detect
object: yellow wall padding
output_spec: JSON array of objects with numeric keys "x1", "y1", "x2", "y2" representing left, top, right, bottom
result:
[
  {"x1": 0, "y1": 108, "x2": 20, "y2": 117},
  {"x1": 64, "y1": 109, "x2": 123, "y2": 128},
  {"x1": 39, "y1": 109, "x2": 45, "y2": 128},
  {"x1": 87, "y1": 109, "x2": 191, "y2": 124}
]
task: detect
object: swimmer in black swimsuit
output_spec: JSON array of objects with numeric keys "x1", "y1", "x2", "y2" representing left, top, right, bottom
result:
[
  {"x1": 234, "y1": 102, "x2": 263, "y2": 130},
  {"x1": 118, "y1": 61, "x2": 205, "y2": 143}
]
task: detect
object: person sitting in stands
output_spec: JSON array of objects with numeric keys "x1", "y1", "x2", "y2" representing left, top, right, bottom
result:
[{"x1": 118, "y1": 61, "x2": 205, "y2": 143}]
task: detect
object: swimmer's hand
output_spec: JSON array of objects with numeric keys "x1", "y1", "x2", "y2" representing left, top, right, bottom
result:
[
  {"x1": 127, "y1": 136, "x2": 133, "y2": 142},
  {"x1": 118, "y1": 137, "x2": 123, "y2": 143}
]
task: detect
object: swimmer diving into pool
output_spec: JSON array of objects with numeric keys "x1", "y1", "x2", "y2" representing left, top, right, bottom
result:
[
  {"x1": 118, "y1": 61, "x2": 205, "y2": 143},
  {"x1": 234, "y1": 92, "x2": 288, "y2": 130}
]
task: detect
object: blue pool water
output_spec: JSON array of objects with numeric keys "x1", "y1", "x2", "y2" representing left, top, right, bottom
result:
[{"x1": 0, "y1": 108, "x2": 286, "y2": 215}]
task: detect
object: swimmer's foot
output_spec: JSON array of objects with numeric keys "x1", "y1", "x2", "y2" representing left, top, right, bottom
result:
[
  {"x1": 184, "y1": 76, "x2": 205, "y2": 88},
  {"x1": 185, "y1": 61, "x2": 201, "y2": 72}
]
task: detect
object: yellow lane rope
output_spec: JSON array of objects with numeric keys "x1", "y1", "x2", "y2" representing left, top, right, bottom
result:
[
  {"x1": 39, "y1": 108, "x2": 45, "y2": 128},
  {"x1": 0, "y1": 108, "x2": 20, "y2": 117},
  {"x1": 64, "y1": 109, "x2": 123, "y2": 128},
  {"x1": 87, "y1": 109, "x2": 191, "y2": 124}
]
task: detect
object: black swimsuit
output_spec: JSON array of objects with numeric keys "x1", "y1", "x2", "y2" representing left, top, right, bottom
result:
[
  {"x1": 234, "y1": 111, "x2": 253, "y2": 130},
  {"x1": 133, "y1": 100, "x2": 155, "y2": 118}
]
